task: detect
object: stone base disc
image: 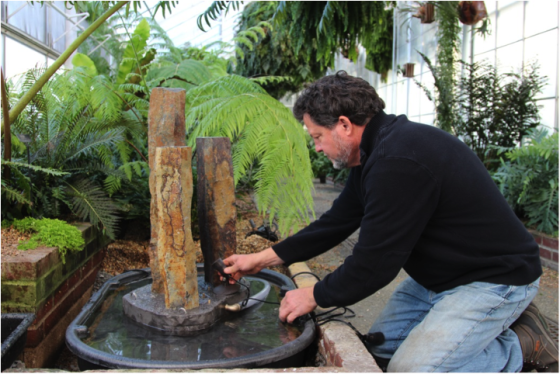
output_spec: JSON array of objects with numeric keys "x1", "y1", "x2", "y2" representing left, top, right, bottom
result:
[{"x1": 122, "y1": 278, "x2": 249, "y2": 336}]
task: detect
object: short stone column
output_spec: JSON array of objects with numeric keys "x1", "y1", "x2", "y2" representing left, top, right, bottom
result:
[
  {"x1": 196, "y1": 137, "x2": 237, "y2": 286},
  {"x1": 148, "y1": 88, "x2": 186, "y2": 294},
  {"x1": 155, "y1": 146, "x2": 198, "y2": 309}
]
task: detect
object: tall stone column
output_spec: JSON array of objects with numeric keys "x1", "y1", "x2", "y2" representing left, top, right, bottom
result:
[
  {"x1": 148, "y1": 88, "x2": 186, "y2": 294},
  {"x1": 196, "y1": 137, "x2": 237, "y2": 287},
  {"x1": 155, "y1": 146, "x2": 198, "y2": 309}
]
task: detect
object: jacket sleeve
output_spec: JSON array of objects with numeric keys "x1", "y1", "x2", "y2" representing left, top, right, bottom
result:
[
  {"x1": 313, "y1": 158, "x2": 439, "y2": 308},
  {"x1": 272, "y1": 168, "x2": 364, "y2": 265}
]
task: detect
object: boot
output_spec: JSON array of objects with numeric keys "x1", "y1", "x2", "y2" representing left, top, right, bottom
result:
[{"x1": 512, "y1": 302, "x2": 558, "y2": 372}]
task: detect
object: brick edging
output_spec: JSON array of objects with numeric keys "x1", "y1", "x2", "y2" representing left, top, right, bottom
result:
[
  {"x1": 287, "y1": 263, "x2": 381, "y2": 372},
  {"x1": 529, "y1": 229, "x2": 559, "y2": 271}
]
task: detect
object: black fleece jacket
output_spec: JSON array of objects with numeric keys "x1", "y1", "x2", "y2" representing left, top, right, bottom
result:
[{"x1": 272, "y1": 111, "x2": 542, "y2": 308}]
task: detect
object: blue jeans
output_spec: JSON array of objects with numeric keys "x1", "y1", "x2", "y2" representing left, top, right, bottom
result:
[{"x1": 367, "y1": 277, "x2": 540, "y2": 372}]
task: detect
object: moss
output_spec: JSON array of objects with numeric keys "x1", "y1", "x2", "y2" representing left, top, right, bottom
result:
[{"x1": 11, "y1": 217, "x2": 85, "y2": 264}]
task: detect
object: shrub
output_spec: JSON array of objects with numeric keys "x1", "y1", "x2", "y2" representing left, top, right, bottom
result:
[{"x1": 492, "y1": 130, "x2": 558, "y2": 236}]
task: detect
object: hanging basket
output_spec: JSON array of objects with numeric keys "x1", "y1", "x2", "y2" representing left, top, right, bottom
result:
[
  {"x1": 403, "y1": 63, "x2": 415, "y2": 78},
  {"x1": 458, "y1": 1, "x2": 488, "y2": 26},
  {"x1": 413, "y1": 3, "x2": 435, "y2": 24}
]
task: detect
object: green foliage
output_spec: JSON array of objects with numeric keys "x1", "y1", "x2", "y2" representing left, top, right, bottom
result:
[
  {"x1": 34, "y1": 1, "x2": 178, "y2": 19},
  {"x1": 197, "y1": 1, "x2": 243, "y2": 31},
  {"x1": 455, "y1": 61, "x2": 545, "y2": 171},
  {"x1": 116, "y1": 19, "x2": 151, "y2": 85},
  {"x1": 10, "y1": 217, "x2": 85, "y2": 264},
  {"x1": 406, "y1": 2, "x2": 461, "y2": 133},
  {"x1": 307, "y1": 138, "x2": 332, "y2": 179},
  {"x1": 1, "y1": 159, "x2": 69, "y2": 218},
  {"x1": 363, "y1": 4, "x2": 394, "y2": 77},
  {"x1": 274, "y1": 2, "x2": 394, "y2": 75},
  {"x1": 234, "y1": 1, "x2": 327, "y2": 99},
  {"x1": 2, "y1": 58, "x2": 146, "y2": 238},
  {"x1": 183, "y1": 75, "x2": 315, "y2": 235},
  {"x1": 492, "y1": 131, "x2": 558, "y2": 236}
]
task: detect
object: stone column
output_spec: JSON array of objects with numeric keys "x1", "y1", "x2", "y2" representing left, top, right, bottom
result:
[
  {"x1": 196, "y1": 137, "x2": 237, "y2": 286},
  {"x1": 155, "y1": 146, "x2": 199, "y2": 309},
  {"x1": 148, "y1": 88, "x2": 186, "y2": 294}
]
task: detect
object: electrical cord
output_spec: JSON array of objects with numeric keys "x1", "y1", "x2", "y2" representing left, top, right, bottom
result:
[
  {"x1": 220, "y1": 268, "x2": 385, "y2": 345},
  {"x1": 290, "y1": 271, "x2": 322, "y2": 282}
]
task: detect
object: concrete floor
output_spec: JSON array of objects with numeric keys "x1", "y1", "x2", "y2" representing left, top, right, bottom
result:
[{"x1": 303, "y1": 179, "x2": 559, "y2": 335}]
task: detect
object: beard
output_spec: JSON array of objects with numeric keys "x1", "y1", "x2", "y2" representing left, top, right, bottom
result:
[{"x1": 331, "y1": 131, "x2": 352, "y2": 170}]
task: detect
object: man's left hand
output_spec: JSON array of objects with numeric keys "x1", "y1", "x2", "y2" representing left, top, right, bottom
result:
[{"x1": 279, "y1": 286, "x2": 317, "y2": 323}]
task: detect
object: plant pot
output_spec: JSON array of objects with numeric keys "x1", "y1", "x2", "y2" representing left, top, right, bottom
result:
[
  {"x1": 319, "y1": 175, "x2": 327, "y2": 184},
  {"x1": 458, "y1": 1, "x2": 488, "y2": 25},
  {"x1": 1, "y1": 314, "x2": 35, "y2": 371},
  {"x1": 403, "y1": 63, "x2": 415, "y2": 78},
  {"x1": 414, "y1": 3, "x2": 435, "y2": 24}
]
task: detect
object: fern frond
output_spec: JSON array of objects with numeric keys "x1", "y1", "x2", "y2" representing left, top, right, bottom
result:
[
  {"x1": 185, "y1": 75, "x2": 314, "y2": 235},
  {"x1": 1, "y1": 159, "x2": 68, "y2": 176},
  {"x1": 65, "y1": 179, "x2": 119, "y2": 239},
  {"x1": 146, "y1": 59, "x2": 215, "y2": 89},
  {"x1": 197, "y1": 1, "x2": 242, "y2": 31}
]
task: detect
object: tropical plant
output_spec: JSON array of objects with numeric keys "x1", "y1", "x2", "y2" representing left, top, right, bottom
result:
[
  {"x1": 455, "y1": 61, "x2": 545, "y2": 170},
  {"x1": 2, "y1": 1, "x2": 176, "y2": 131},
  {"x1": 200, "y1": 1, "x2": 394, "y2": 80},
  {"x1": 180, "y1": 74, "x2": 315, "y2": 235},
  {"x1": 233, "y1": 1, "x2": 327, "y2": 98},
  {"x1": 2, "y1": 14, "x2": 160, "y2": 237},
  {"x1": 1, "y1": 159, "x2": 68, "y2": 217},
  {"x1": 492, "y1": 130, "x2": 558, "y2": 236}
]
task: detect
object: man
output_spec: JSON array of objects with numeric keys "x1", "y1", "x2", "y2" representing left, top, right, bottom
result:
[{"x1": 223, "y1": 71, "x2": 557, "y2": 372}]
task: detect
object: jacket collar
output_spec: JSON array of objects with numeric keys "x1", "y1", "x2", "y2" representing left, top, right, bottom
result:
[{"x1": 359, "y1": 110, "x2": 391, "y2": 164}]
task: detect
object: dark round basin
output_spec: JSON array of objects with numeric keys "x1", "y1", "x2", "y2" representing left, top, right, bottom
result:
[{"x1": 65, "y1": 266, "x2": 315, "y2": 370}]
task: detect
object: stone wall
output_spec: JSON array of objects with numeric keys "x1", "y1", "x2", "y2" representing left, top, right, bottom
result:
[{"x1": 1, "y1": 223, "x2": 110, "y2": 368}]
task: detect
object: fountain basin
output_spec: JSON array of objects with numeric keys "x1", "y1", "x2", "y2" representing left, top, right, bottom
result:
[
  {"x1": 1, "y1": 313, "x2": 35, "y2": 371},
  {"x1": 66, "y1": 266, "x2": 315, "y2": 370}
]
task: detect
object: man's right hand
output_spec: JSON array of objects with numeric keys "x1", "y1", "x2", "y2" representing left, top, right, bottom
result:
[{"x1": 223, "y1": 247, "x2": 284, "y2": 283}]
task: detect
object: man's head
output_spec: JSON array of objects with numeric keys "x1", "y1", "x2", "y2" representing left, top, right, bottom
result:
[{"x1": 294, "y1": 71, "x2": 385, "y2": 169}]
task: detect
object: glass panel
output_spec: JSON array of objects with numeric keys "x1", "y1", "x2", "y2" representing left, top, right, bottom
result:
[
  {"x1": 524, "y1": 30, "x2": 558, "y2": 99},
  {"x1": 410, "y1": 34, "x2": 423, "y2": 64},
  {"x1": 473, "y1": 27, "x2": 496, "y2": 55},
  {"x1": 408, "y1": 78, "x2": 421, "y2": 117},
  {"x1": 420, "y1": 113, "x2": 434, "y2": 126},
  {"x1": 421, "y1": 25, "x2": 437, "y2": 60},
  {"x1": 7, "y1": 1, "x2": 46, "y2": 44},
  {"x1": 496, "y1": 1, "x2": 523, "y2": 48},
  {"x1": 536, "y1": 99, "x2": 557, "y2": 131},
  {"x1": 395, "y1": 80, "x2": 407, "y2": 115},
  {"x1": 474, "y1": 50, "x2": 496, "y2": 66},
  {"x1": 408, "y1": 115, "x2": 421, "y2": 123},
  {"x1": 5, "y1": 37, "x2": 46, "y2": 80},
  {"x1": 419, "y1": 72, "x2": 435, "y2": 116},
  {"x1": 1, "y1": 35, "x2": 4, "y2": 71},
  {"x1": 525, "y1": 1, "x2": 558, "y2": 38},
  {"x1": 496, "y1": 41, "x2": 522, "y2": 72},
  {"x1": 48, "y1": 2, "x2": 67, "y2": 53},
  {"x1": 382, "y1": 84, "x2": 393, "y2": 114}
]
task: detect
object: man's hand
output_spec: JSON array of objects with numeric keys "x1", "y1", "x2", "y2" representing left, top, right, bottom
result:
[
  {"x1": 279, "y1": 286, "x2": 317, "y2": 324},
  {"x1": 223, "y1": 247, "x2": 283, "y2": 283}
]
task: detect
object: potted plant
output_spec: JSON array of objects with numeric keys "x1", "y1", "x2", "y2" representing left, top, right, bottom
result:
[
  {"x1": 457, "y1": 1, "x2": 487, "y2": 25},
  {"x1": 403, "y1": 63, "x2": 415, "y2": 78},
  {"x1": 412, "y1": 3, "x2": 435, "y2": 24}
]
